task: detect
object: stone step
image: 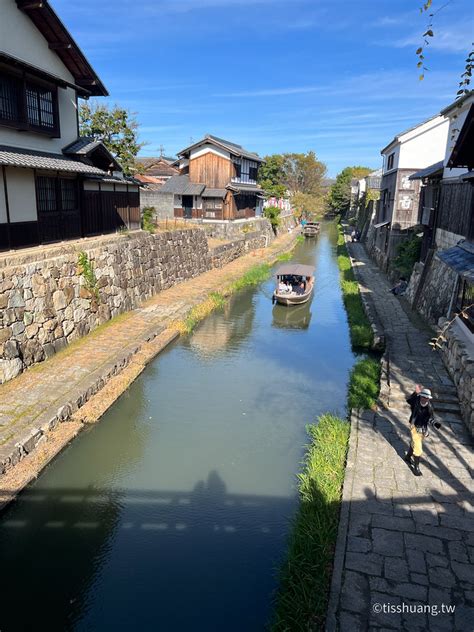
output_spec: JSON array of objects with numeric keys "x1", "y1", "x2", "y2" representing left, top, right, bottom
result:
[
  {"x1": 432, "y1": 401, "x2": 462, "y2": 414},
  {"x1": 439, "y1": 412, "x2": 464, "y2": 425}
]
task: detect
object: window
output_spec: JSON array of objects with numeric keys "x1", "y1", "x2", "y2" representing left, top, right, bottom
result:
[
  {"x1": 249, "y1": 166, "x2": 258, "y2": 182},
  {"x1": 233, "y1": 159, "x2": 258, "y2": 183},
  {"x1": 0, "y1": 74, "x2": 19, "y2": 122},
  {"x1": 37, "y1": 176, "x2": 77, "y2": 213},
  {"x1": 387, "y1": 153, "x2": 395, "y2": 171},
  {"x1": 204, "y1": 198, "x2": 223, "y2": 210},
  {"x1": 0, "y1": 70, "x2": 58, "y2": 135},
  {"x1": 233, "y1": 160, "x2": 241, "y2": 179}
]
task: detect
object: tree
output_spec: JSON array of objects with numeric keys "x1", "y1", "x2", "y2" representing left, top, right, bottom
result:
[
  {"x1": 79, "y1": 101, "x2": 145, "y2": 175},
  {"x1": 281, "y1": 151, "x2": 327, "y2": 196},
  {"x1": 327, "y1": 166, "x2": 372, "y2": 215},
  {"x1": 258, "y1": 154, "x2": 287, "y2": 198}
]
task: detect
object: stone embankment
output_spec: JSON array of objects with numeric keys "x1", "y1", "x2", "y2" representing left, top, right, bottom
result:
[
  {"x1": 0, "y1": 230, "x2": 297, "y2": 510},
  {"x1": 327, "y1": 237, "x2": 473, "y2": 632},
  {"x1": 0, "y1": 222, "x2": 277, "y2": 383}
]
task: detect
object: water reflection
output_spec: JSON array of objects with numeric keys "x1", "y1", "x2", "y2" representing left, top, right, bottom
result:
[
  {"x1": 187, "y1": 290, "x2": 255, "y2": 358},
  {"x1": 272, "y1": 302, "x2": 312, "y2": 330}
]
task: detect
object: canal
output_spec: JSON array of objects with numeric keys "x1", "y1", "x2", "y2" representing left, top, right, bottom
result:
[{"x1": 0, "y1": 222, "x2": 358, "y2": 632}]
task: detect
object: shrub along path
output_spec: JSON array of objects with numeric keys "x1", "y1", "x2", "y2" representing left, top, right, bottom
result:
[
  {"x1": 0, "y1": 232, "x2": 296, "y2": 503},
  {"x1": 327, "y1": 238, "x2": 474, "y2": 632}
]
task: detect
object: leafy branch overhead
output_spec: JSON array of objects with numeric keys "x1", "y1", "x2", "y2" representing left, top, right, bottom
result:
[
  {"x1": 416, "y1": 0, "x2": 472, "y2": 95},
  {"x1": 79, "y1": 101, "x2": 146, "y2": 175}
]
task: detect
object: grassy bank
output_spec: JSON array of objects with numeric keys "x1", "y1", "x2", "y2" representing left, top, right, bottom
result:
[
  {"x1": 336, "y1": 224, "x2": 373, "y2": 349},
  {"x1": 348, "y1": 357, "x2": 381, "y2": 410},
  {"x1": 271, "y1": 414, "x2": 350, "y2": 631}
]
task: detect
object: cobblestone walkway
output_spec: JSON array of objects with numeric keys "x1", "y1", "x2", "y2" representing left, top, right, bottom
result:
[
  {"x1": 327, "y1": 240, "x2": 474, "y2": 632},
  {"x1": 0, "y1": 234, "x2": 294, "y2": 474}
]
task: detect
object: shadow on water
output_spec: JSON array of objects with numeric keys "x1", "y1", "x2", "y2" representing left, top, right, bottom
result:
[{"x1": 0, "y1": 473, "x2": 296, "y2": 632}]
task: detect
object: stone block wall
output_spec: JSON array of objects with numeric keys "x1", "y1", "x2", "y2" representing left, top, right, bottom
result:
[
  {"x1": 0, "y1": 230, "x2": 210, "y2": 383},
  {"x1": 140, "y1": 189, "x2": 174, "y2": 219},
  {"x1": 201, "y1": 217, "x2": 275, "y2": 241},
  {"x1": 412, "y1": 256, "x2": 457, "y2": 325},
  {"x1": 438, "y1": 317, "x2": 474, "y2": 436},
  {"x1": 210, "y1": 233, "x2": 267, "y2": 269}
]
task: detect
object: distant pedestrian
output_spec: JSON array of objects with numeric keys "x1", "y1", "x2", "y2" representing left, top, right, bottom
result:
[
  {"x1": 351, "y1": 229, "x2": 357, "y2": 242},
  {"x1": 405, "y1": 384, "x2": 441, "y2": 476},
  {"x1": 389, "y1": 277, "x2": 408, "y2": 296}
]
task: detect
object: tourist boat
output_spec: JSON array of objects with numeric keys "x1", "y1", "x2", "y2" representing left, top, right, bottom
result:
[
  {"x1": 273, "y1": 264, "x2": 315, "y2": 306},
  {"x1": 303, "y1": 222, "x2": 320, "y2": 237}
]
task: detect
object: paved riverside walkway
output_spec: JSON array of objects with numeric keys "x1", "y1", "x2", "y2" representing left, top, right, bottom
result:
[
  {"x1": 327, "y1": 240, "x2": 474, "y2": 632},
  {"x1": 0, "y1": 233, "x2": 295, "y2": 482}
]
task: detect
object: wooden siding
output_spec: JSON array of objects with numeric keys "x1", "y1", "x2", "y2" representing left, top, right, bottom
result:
[
  {"x1": 437, "y1": 182, "x2": 473, "y2": 238},
  {"x1": 189, "y1": 153, "x2": 234, "y2": 188}
]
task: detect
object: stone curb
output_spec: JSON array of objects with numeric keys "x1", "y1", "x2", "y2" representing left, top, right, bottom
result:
[{"x1": 326, "y1": 408, "x2": 360, "y2": 632}]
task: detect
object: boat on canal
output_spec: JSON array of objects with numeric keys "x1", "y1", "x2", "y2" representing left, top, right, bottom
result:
[
  {"x1": 273, "y1": 263, "x2": 315, "y2": 306},
  {"x1": 303, "y1": 222, "x2": 320, "y2": 237}
]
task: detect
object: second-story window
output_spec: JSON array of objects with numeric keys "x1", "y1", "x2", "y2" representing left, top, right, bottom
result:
[
  {"x1": 26, "y1": 83, "x2": 55, "y2": 131},
  {"x1": 387, "y1": 153, "x2": 395, "y2": 170},
  {"x1": 0, "y1": 70, "x2": 59, "y2": 136}
]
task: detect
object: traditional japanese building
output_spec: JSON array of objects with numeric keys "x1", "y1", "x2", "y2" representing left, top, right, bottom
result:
[
  {"x1": 0, "y1": 0, "x2": 140, "y2": 251},
  {"x1": 159, "y1": 135, "x2": 264, "y2": 220}
]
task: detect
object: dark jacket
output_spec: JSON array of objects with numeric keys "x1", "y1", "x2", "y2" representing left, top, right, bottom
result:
[{"x1": 406, "y1": 392, "x2": 436, "y2": 435}]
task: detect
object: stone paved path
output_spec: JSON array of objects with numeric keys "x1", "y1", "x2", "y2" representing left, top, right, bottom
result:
[
  {"x1": 327, "y1": 239, "x2": 474, "y2": 632},
  {"x1": 0, "y1": 234, "x2": 295, "y2": 474}
]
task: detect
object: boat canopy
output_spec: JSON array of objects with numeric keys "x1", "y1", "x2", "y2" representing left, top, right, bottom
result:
[{"x1": 275, "y1": 264, "x2": 315, "y2": 277}]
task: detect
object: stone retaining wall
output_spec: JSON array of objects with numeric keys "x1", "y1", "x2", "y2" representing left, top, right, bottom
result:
[
  {"x1": 0, "y1": 230, "x2": 211, "y2": 383},
  {"x1": 438, "y1": 317, "x2": 474, "y2": 436},
  {"x1": 210, "y1": 233, "x2": 267, "y2": 268}
]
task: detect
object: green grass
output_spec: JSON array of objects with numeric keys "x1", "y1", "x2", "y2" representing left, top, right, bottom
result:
[
  {"x1": 271, "y1": 414, "x2": 350, "y2": 631},
  {"x1": 277, "y1": 251, "x2": 293, "y2": 262},
  {"x1": 296, "y1": 235, "x2": 305, "y2": 243},
  {"x1": 229, "y1": 263, "x2": 271, "y2": 292},
  {"x1": 336, "y1": 225, "x2": 373, "y2": 349},
  {"x1": 348, "y1": 357, "x2": 381, "y2": 410}
]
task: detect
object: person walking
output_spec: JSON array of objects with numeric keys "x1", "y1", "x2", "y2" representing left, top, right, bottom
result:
[{"x1": 405, "y1": 385, "x2": 441, "y2": 476}]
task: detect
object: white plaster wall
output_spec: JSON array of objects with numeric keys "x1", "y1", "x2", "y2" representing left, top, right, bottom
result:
[
  {"x1": 382, "y1": 145, "x2": 400, "y2": 174},
  {"x1": 443, "y1": 94, "x2": 474, "y2": 180},
  {"x1": 190, "y1": 144, "x2": 231, "y2": 161},
  {"x1": 0, "y1": 168, "x2": 7, "y2": 223},
  {"x1": 5, "y1": 168, "x2": 37, "y2": 222},
  {"x1": 0, "y1": 86, "x2": 79, "y2": 152},
  {"x1": 436, "y1": 227, "x2": 465, "y2": 250},
  {"x1": 0, "y1": 0, "x2": 75, "y2": 81},
  {"x1": 398, "y1": 117, "x2": 449, "y2": 169},
  {"x1": 84, "y1": 181, "x2": 100, "y2": 191}
]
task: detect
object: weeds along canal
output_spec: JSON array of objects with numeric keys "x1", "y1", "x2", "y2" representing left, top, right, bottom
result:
[{"x1": 0, "y1": 222, "x2": 360, "y2": 632}]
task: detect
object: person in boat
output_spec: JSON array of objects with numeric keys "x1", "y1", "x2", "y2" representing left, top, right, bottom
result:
[{"x1": 295, "y1": 281, "x2": 306, "y2": 295}]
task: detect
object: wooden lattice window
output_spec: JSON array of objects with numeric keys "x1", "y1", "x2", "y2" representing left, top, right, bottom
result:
[
  {"x1": 0, "y1": 73, "x2": 20, "y2": 123},
  {"x1": 0, "y1": 70, "x2": 58, "y2": 136},
  {"x1": 37, "y1": 176, "x2": 77, "y2": 213}
]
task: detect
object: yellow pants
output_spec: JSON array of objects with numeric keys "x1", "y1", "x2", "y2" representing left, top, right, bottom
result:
[{"x1": 410, "y1": 426, "x2": 423, "y2": 457}]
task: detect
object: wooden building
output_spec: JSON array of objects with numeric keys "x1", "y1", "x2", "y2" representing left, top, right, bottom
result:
[
  {"x1": 0, "y1": 0, "x2": 140, "y2": 251},
  {"x1": 158, "y1": 135, "x2": 264, "y2": 220}
]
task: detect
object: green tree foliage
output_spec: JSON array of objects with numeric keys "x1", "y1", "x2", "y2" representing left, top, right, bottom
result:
[
  {"x1": 327, "y1": 166, "x2": 371, "y2": 215},
  {"x1": 258, "y1": 154, "x2": 287, "y2": 198},
  {"x1": 79, "y1": 101, "x2": 145, "y2": 175},
  {"x1": 393, "y1": 234, "x2": 422, "y2": 278},
  {"x1": 263, "y1": 205, "x2": 281, "y2": 234},
  {"x1": 281, "y1": 151, "x2": 327, "y2": 196}
]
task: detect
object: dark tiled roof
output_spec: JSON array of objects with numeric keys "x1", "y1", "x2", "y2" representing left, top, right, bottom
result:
[
  {"x1": 63, "y1": 137, "x2": 103, "y2": 155},
  {"x1": 409, "y1": 161, "x2": 444, "y2": 180},
  {"x1": 160, "y1": 175, "x2": 205, "y2": 195},
  {"x1": 227, "y1": 183, "x2": 264, "y2": 194},
  {"x1": 0, "y1": 145, "x2": 106, "y2": 175},
  {"x1": 178, "y1": 134, "x2": 262, "y2": 162},
  {"x1": 437, "y1": 241, "x2": 474, "y2": 283},
  {"x1": 202, "y1": 188, "x2": 227, "y2": 198}
]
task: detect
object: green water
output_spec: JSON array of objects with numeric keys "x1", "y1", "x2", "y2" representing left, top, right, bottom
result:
[{"x1": 0, "y1": 222, "x2": 358, "y2": 631}]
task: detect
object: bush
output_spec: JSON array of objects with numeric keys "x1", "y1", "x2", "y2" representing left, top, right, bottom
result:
[
  {"x1": 263, "y1": 206, "x2": 281, "y2": 234},
  {"x1": 393, "y1": 234, "x2": 421, "y2": 278},
  {"x1": 142, "y1": 206, "x2": 156, "y2": 233}
]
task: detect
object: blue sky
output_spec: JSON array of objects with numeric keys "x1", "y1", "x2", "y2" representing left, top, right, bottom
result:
[{"x1": 53, "y1": 0, "x2": 473, "y2": 176}]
